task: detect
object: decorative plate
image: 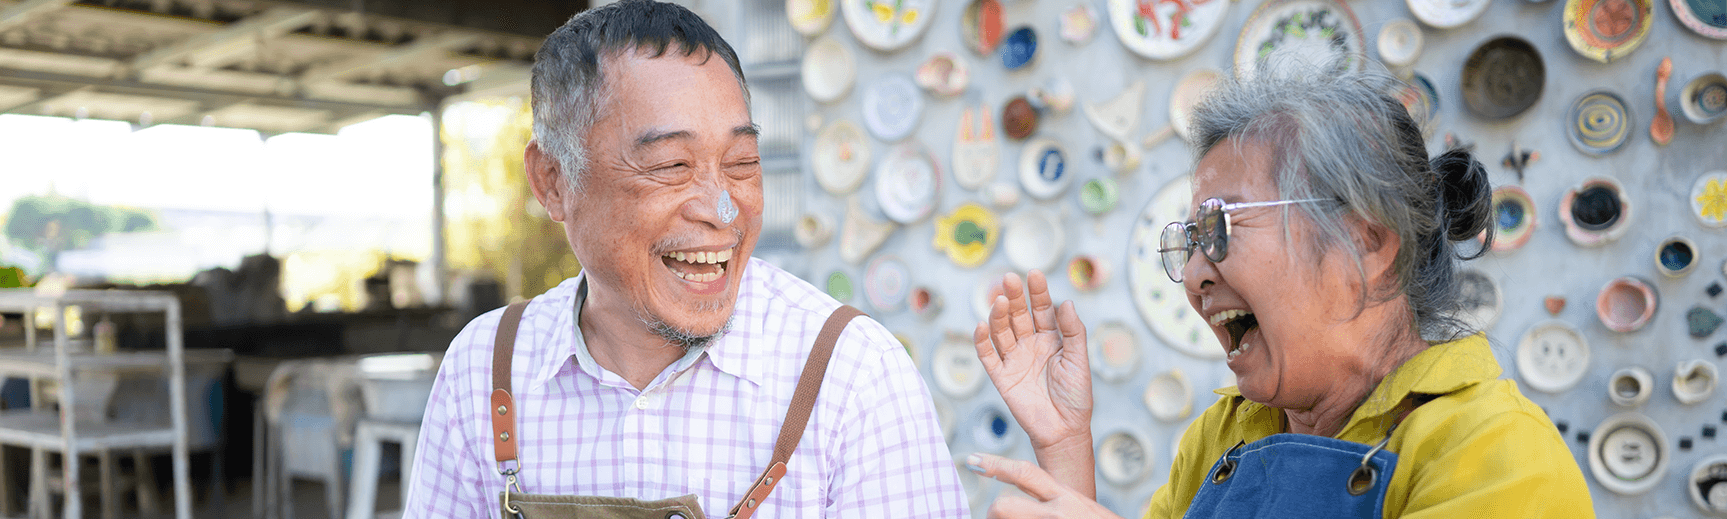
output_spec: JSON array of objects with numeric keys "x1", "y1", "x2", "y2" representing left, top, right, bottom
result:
[
  {"x1": 812, "y1": 119, "x2": 870, "y2": 195},
  {"x1": 1453, "y1": 268, "x2": 1501, "y2": 333},
  {"x1": 865, "y1": 254, "x2": 911, "y2": 312},
  {"x1": 1081, "y1": 177, "x2": 1120, "y2": 215},
  {"x1": 1564, "y1": 0, "x2": 1653, "y2": 63},
  {"x1": 1587, "y1": 413, "x2": 1668, "y2": 495},
  {"x1": 874, "y1": 142, "x2": 941, "y2": 224},
  {"x1": 1106, "y1": 0, "x2": 1231, "y2": 60},
  {"x1": 861, "y1": 75, "x2": 923, "y2": 141},
  {"x1": 1671, "y1": 0, "x2": 1727, "y2": 39},
  {"x1": 1000, "y1": 26, "x2": 1039, "y2": 70},
  {"x1": 1084, "y1": 81, "x2": 1145, "y2": 142},
  {"x1": 915, "y1": 52, "x2": 969, "y2": 97},
  {"x1": 1679, "y1": 71, "x2": 1727, "y2": 124},
  {"x1": 969, "y1": 403, "x2": 1018, "y2": 453},
  {"x1": 1129, "y1": 175, "x2": 1223, "y2": 360},
  {"x1": 788, "y1": 0, "x2": 838, "y2": 37},
  {"x1": 1169, "y1": 69, "x2": 1220, "y2": 143},
  {"x1": 1567, "y1": 90, "x2": 1631, "y2": 155},
  {"x1": 1018, "y1": 139, "x2": 1072, "y2": 200},
  {"x1": 802, "y1": 36, "x2": 855, "y2": 103},
  {"x1": 1069, "y1": 254, "x2": 1109, "y2": 291},
  {"x1": 933, "y1": 203, "x2": 1001, "y2": 268},
  {"x1": 953, "y1": 104, "x2": 1001, "y2": 190},
  {"x1": 1515, "y1": 319, "x2": 1591, "y2": 393},
  {"x1": 1003, "y1": 209, "x2": 1065, "y2": 273},
  {"x1": 1061, "y1": 4, "x2": 1098, "y2": 44},
  {"x1": 1558, "y1": 177, "x2": 1632, "y2": 247},
  {"x1": 1143, "y1": 370, "x2": 1193, "y2": 421},
  {"x1": 1233, "y1": 0, "x2": 1365, "y2": 80},
  {"x1": 932, "y1": 332, "x2": 987, "y2": 398},
  {"x1": 795, "y1": 212, "x2": 833, "y2": 249},
  {"x1": 1088, "y1": 321, "x2": 1140, "y2": 382},
  {"x1": 1686, "y1": 455, "x2": 1727, "y2": 514},
  {"x1": 1690, "y1": 171, "x2": 1727, "y2": 228},
  {"x1": 842, "y1": 0, "x2": 936, "y2": 52},
  {"x1": 826, "y1": 271, "x2": 854, "y2": 301},
  {"x1": 1460, "y1": 36, "x2": 1545, "y2": 119},
  {"x1": 1395, "y1": 73, "x2": 1441, "y2": 133},
  {"x1": 1407, "y1": 0, "x2": 1489, "y2": 29},
  {"x1": 1096, "y1": 430, "x2": 1153, "y2": 486},
  {"x1": 1489, "y1": 185, "x2": 1536, "y2": 251},
  {"x1": 1002, "y1": 96, "x2": 1039, "y2": 140},
  {"x1": 1376, "y1": 18, "x2": 1423, "y2": 67},
  {"x1": 962, "y1": 0, "x2": 1006, "y2": 55}
]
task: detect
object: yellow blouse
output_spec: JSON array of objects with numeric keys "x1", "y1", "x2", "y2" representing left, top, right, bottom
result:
[{"x1": 1144, "y1": 334, "x2": 1594, "y2": 518}]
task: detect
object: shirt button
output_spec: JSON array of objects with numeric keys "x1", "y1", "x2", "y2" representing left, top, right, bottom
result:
[{"x1": 634, "y1": 395, "x2": 651, "y2": 410}]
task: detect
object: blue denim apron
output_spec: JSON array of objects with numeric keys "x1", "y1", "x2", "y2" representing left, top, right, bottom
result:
[{"x1": 1182, "y1": 430, "x2": 1398, "y2": 519}]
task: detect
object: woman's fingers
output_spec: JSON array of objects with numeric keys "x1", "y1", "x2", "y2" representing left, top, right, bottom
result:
[
  {"x1": 1026, "y1": 270, "x2": 1057, "y2": 333},
  {"x1": 986, "y1": 494, "x2": 1059, "y2": 519},
  {"x1": 967, "y1": 453, "x2": 1066, "y2": 502}
]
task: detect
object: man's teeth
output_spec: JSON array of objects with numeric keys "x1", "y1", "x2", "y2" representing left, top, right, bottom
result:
[
  {"x1": 1209, "y1": 309, "x2": 1250, "y2": 327},
  {"x1": 674, "y1": 265, "x2": 724, "y2": 282},
  {"x1": 666, "y1": 248, "x2": 734, "y2": 265}
]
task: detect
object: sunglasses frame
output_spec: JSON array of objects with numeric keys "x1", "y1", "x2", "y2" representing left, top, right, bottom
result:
[{"x1": 1158, "y1": 197, "x2": 1330, "y2": 282}]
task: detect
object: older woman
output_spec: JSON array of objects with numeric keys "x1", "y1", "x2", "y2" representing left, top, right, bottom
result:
[{"x1": 966, "y1": 71, "x2": 1593, "y2": 518}]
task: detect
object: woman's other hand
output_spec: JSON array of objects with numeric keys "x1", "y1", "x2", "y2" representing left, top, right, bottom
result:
[
  {"x1": 967, "y1": 453, "x2": 1124, "y2": 519},
  {"x1": 973, "y1": 270, "x2": 1096, "y2": 497}
]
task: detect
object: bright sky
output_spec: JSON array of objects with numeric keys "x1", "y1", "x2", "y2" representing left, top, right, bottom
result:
[{"x1": 0, "y1": 113, "x2": 435, "y2": 218}]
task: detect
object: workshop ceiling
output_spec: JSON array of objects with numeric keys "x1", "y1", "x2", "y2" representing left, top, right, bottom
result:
[{"x1": 0, "y1": 0, "x2": 583, "y2": 133}]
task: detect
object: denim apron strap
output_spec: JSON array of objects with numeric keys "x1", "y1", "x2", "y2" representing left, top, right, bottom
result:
[{"x1": 1181, "y1": 431, "x2": 1399, "y2": 519}]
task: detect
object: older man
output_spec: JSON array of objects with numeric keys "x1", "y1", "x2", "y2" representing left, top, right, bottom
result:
[{"x1": 404, "y1": 1, "x2": 967, "y2": 518}]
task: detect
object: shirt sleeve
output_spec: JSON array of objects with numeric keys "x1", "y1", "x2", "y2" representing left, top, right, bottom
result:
[
  {"x1": 1396, "y1": 408, "x2": 1595, "y2": 518},
  {"x1": 1144, "y1": 395, "x2": 1234, "y2": 519},
  {"x1": 824, "y1": 321, "x2": 970, "y2": 519},
  {"x1": 404, "y1": 326, "x2": 492, "y2": 519}
]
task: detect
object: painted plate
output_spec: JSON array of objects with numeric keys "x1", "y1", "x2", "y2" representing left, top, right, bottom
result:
[
  {"x1": 1129, "y1": 175, "x2": 1223, "y2": 360},
  {"x1": 1490, "y1": 185, "x2": 1537, "y2": 251},
  {"x1": 1395, "y1": 73, "x2": 1441, "y2": 133},
  {"x1": 1690, "y1": 171, "x2": 1727, "y2": 228},
  {"x1": 932, "y1": 332, "x2": 987, "y2": 398},
  {"x1": 970, "y1": 403, "x2": 1018, "y2": 453},
  {"x1": 1408, "y1": 0, "x2": 1490, "y2": 29},
  {"x1": 1453, "y1": 268, "x2": 1502, "y2": 333},
  {"x1": 1081, "y1": 177, "x2": 1120, "y2": 215},
  {"x1": 1567, "y1": 90, "x2": 1632, "y2": 155},
  {"x1": 1088, "y1": 321, "x2": 1141, "y2": 382},
  {"x1": 1587, "y1": 413, "x2": 1669, "y2": 495},
  {"x1": 1096, "y1": 430, "x2": 1154, "y2": 486},
  {"x1": 962, "y1": 0, "x2": 1006, "y2": 55},
  {"x1": 826, "y1": 271, "x2": 855, "y2": 301},
  {"x1": 934, "y1": 203, "x2": 1000, "y2": 268},
  {"x1": 1000, "y1": 26, "x2": 1039, "y2": 70},
  {"x1": 1233, "y1": 0, "x2": 1365, "y2": 80},
  {"x1": 1564, "y1": 0, "x2": 1653, "y2": 63},
  {"x1": 842, "y1": 0, "x2": 936, "y2": 52},
  {"x1": 1671, "y1": 0, "x2": 1727, "y2": 39},
  {"x1": 865, "y1": 254, "x2": 911, "y2": 312},
  {"x1": 812, "y1": 119, "x2": 870, "y2": 195},
  {"x1": 1143, "y1": 370, "x2": 1194, "y2": 421},
  {"x1": 788, "y1": 0, "x2": 838, "y2": 36},
  {"x1": 953, "y1": 104, "x2": 1000, "y2": 190},
  {"x1": 1679, "y1": 72, "x2": 1727, "y2": 124},
  {"x1": 1061, "y1": 4, "x2": 1098, "y2": 44},
  {"x1": 802, "y1": 36, "x2": 855, "y2": 103},
  {"x1": 1106, "y1": 0, "x2": 1231, "y2": 60},
  {"x1": 1376, "y1": 18, "x2": 1423, "y2": 67},
  {"x1": 1516, "y1": 319, "x2": 1591, "y2": 393},
  {"x1": 1169, "y1": 69, "x2": 1220, "y2": 143},
  {"x1": 1003, "y1": 209, "x2": 1065, "y2": 273},
  {"x1": 861, "y1": 75, "x2": 923, "y2": 141},
  {"x1": 1460, "y1": 36, "x2": 1545, "y2": 119},
  {"x1": 914, "y1": 52, "x2": 968, "y2": 97},
  {"x1": 1018, "y1": 138, "x2": 1072, "y2": 200},
  {"x1": 874, "y1": 143, "x2": 941, "y2": 224}
]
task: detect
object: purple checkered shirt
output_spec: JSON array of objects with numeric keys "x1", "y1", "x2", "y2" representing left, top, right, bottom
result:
[{"x1": 405, "y1": 258, "x2": 969, "y2": 518}]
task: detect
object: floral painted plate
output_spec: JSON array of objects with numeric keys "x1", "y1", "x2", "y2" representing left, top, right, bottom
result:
[
  {"x1": 1233, "y1": 0, "x2": 1364, "y2": 80},
  {"x1": 1128, "y1": 175, "x2": 1223, "y2": 360},
  {"x1": 1106, "y1": 0, "x2": 1231, "y2": 60},
  {"x1": 788, "y1": 0, "x2": 837, "y2": 36},
  {"x1": 874, "y1": 142, "x2": 941, "y2": 224},
  {"x1": 933, "y1": 203, "x2": 1001, "y2": 268},
  {"x1": 1691, "y1": 171, "x2": 1727, "y2": 228},
  {"x1": 842, "y1": 0, "x2": 935, "y2": 52},
  {"x1": 1671, "y1": 0, "x2": 1727, "y2": 40}
]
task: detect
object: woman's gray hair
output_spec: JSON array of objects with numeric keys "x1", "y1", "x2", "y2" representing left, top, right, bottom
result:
[
  {"x1": 531, "y1": 0, "x2": 750, "y2": 191},
  {"x1": 1187, "y1": 71, "x2": 1493, "y2": 341}
]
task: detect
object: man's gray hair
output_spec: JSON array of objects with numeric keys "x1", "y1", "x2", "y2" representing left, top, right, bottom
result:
[
  {"x1": 531, "y1": 0, "x2": 750, "y2": 191},
  {"x1": 1187, "y1": 70, "x2": 1494, "y2": 341}
]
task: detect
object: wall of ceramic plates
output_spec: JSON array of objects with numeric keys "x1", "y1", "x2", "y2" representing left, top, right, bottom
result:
[{"x1": 683, "y1": 0, "x2": 1727, "y2": 516}]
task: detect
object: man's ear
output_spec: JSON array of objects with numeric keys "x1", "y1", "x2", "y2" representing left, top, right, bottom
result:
[{"x1": 525, "y1": 140, "x2": 570, "y2": 222}]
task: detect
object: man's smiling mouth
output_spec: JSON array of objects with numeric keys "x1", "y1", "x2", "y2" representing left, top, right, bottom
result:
[{"x1": 661, "y1": 248, "x2": 733, "y2": 282}]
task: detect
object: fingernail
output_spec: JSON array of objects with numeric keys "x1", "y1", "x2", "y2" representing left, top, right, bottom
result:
[{"x1": 965, "y1": 454, "x2": 984, "y2": 474}]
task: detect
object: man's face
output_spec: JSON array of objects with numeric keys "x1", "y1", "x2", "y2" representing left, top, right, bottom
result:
[{"x1": 545, "y1": 49, "x2": 761, "y2": 343}]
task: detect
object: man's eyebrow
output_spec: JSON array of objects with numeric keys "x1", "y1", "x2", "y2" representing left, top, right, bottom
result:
[
  {"x1": 635, "y1": 129, "x2": 692, "y2": 148},
  {"x1": 734, "y1": 124, "x2": 761, "y2": 138}
]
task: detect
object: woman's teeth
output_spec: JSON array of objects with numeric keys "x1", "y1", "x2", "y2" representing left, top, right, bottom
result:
[
  {"x1": 1228, "y1": 339, "x2": 1252, "y2": 361},
  {"x1": 1209, "y1": 309, "x2": 1250, "y2": 326}
]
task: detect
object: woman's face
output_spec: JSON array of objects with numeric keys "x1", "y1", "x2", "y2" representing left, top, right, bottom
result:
[{"x1": 1182, "y1": 137, "x2": 1378, "y2": 411}]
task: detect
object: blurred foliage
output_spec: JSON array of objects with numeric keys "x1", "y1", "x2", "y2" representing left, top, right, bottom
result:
[
  {"x1": 4, "y1": 194, "x2": 159, "y2": 267},
  {"x1": 442, "y1": 99, "x2": 581, "y2": 300}
]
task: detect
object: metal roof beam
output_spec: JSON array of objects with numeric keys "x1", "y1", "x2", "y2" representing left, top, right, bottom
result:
[
  {"x1": 0, "y1": 65, "x2": 434, "y2": 116},
  {"x1": 298, "y1": 31, "x2": 479, "y2": 86},
  {"x1": 129, "y1": 7, "x2": 324, "y2": 72},
  {"x1": 0, "y1": 0, "x2": 77, "y2": 33}
]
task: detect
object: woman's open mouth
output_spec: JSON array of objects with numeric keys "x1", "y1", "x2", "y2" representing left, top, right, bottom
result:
[{"x1": 1210, "y1": 309, "x2": 1259, "y2": 361}]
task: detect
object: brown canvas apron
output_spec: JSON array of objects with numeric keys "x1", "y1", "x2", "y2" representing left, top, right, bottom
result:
[{"x1": 487, "y1": 300, "x2": 865, "y2": 519}]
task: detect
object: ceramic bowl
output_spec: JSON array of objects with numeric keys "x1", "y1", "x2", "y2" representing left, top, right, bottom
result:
[
  {"x1": 1679, "y1": 71, "x2": 1727, "y2": 124},
  {"x1": 801, "y1": 36, "x2": 854, "y2": 103},
  {"x1": 1672, "y1": 359, "x2": 1718, "y2": 404},
  {"x1": 1067, "y1": 254, "x2": 1109, "y2": 291},
  {"x1": 915, "y1": 52, "x2": 969, "y2": 97},
  {"x1": 1608, "y1": 366, "x2": 1654, "y2": 407},
  {"x1": 1000, "y1": 26, "x2": 1038, "y2": 70},
  {"x1": 1596, "y1": 276, "x2": 1656, "y2": 333},
  {"x1": 1558, "y1": 177, "x2": 1632, "y2": 247},
  {"x1": 1461, "y1": 36, "x2": 1545, "y2": 119},
  {"x1": 1088, "y1": 322, "x2": 1139, "y2": 382},
  {"x1": 1654, "y1": 236, "x2": 1698, "y2": 277},
  {"x1": 1489, "y1": 185, "x2": 1536, "y2": 251}
]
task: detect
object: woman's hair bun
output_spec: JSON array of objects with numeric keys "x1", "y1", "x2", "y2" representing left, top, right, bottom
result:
[{"x1": 1431, "y1": 147, "x2": 1492, "y2": 243}]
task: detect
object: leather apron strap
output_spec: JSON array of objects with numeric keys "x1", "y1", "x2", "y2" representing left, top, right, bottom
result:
[{"x1": 488, "y1": 299, "x2": 866, "y2": 519}]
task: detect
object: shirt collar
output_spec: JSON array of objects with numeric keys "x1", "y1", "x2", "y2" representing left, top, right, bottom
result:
[
  {"x1": 563, "y1": 275, "x2": 710, "y2": 390},
  {"x1": 694, "y1": 259, "x2": 765, "y2": 388},
  {"x1": 1212, "y1": 333, "x2": 1500, "y2": 434}
]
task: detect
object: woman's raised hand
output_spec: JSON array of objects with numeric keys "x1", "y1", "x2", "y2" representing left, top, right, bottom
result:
[
  {"x1": 967, "y1": 452, "x2": 1124, "y2": 519},
  {"x1": 973, "y1": 270, "x2": 1096, "y2": 497}
]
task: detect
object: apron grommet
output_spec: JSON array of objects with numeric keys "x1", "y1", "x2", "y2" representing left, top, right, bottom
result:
[
  {"x1": 1347, "y1": 464, "x2": 1377, "y2": 496},
  {"x1": 1211, "y1": 459, "x2": 1235, "y2": 484},
  {"x1": 666, "y1": 513, "x2": 686, "y2": 519}
]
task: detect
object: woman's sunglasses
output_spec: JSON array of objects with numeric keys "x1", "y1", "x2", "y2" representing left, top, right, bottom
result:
[{"x1": 1158, "y1": 197, "x2": 1330, "y2": 282}]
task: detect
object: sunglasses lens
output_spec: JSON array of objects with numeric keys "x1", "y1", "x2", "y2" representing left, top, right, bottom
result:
[
  {"x1": 1196, "y1": 199, "x2": 1228, "y2": 262},
  {"x1": 1160, "y1": 222, "x2": 1191, "y2": 282}
]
